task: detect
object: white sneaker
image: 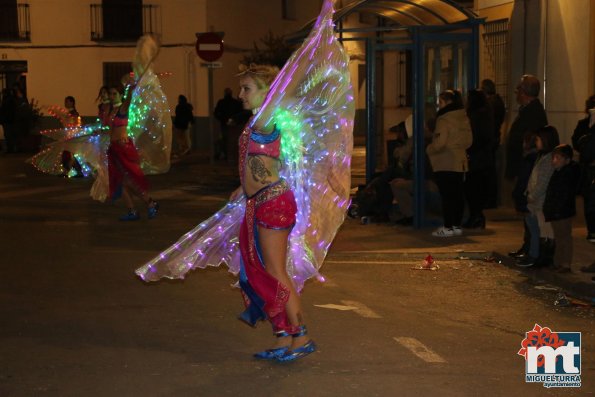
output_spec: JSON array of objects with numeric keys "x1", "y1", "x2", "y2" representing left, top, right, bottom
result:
[
  {"x1": 452, "y1": 226, "x2": 463, "y2": 236},
  {"x1": 432, "y1": 227, "x2": 455, "y2": 237}
]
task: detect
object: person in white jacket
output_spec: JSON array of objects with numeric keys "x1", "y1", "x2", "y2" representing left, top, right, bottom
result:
[{"x1": 426, "y1": 90, "x2": 473, "y2": 237}]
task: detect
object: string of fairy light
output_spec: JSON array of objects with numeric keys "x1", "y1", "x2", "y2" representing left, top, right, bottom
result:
[
  {"x1": 127, "y1": 73, "x2": 171, "y2": 156},
  {"x1": 30, "y1": 122, "x2": 107, "y2": 176}
]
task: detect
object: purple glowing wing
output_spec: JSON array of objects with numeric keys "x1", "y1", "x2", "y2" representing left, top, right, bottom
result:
[
  {"x1": 253, "y1": 0, "x2": 355, "y2": 290},
  {"x1": 135, "y1": 197, "x2": 245, "y2": 281}
]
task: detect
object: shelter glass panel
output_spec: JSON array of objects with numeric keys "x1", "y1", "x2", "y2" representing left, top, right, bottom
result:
[{"x1": 424, "y1": 41, "x2": 469, "y2": 119}]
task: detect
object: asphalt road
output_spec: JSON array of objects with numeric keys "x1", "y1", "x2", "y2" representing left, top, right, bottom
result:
[{"x1": 1, "y1": 153, "x2": 593, "y2": 397}]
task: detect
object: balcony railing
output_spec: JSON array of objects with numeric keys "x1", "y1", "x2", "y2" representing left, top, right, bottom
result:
[
  {"x1": 90, "y1": 4, "x2": 159, "y2": 42},
  {"x1": 0, "y1": 4, "x2": 31, "y2": 42}
]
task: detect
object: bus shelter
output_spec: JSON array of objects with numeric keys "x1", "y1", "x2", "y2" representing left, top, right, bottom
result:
[{"x1": 290, "y1": 0, "x2": 483, "y2": 228}]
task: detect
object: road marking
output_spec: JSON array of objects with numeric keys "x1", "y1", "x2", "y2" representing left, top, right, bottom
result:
[
  {"x1": 314, "y1": 304, "x2": 359, "y2": 311},
  {"x1": 315, "y1": 300, "x2": 381, "y2": 318},
  {"x1": 341, "y1": 300, "x2": 382, "y2": 318},
  {"x1": 325, "y1": 260, "x2": 405, "y2": 265},
  {"x1": 394, "y1": 337, "x2": 446, "y2": 363}
]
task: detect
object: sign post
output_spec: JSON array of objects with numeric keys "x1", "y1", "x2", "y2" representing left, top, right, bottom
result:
[{"x1": 195, "y1": 32, "x2": 224, "y2": 164}]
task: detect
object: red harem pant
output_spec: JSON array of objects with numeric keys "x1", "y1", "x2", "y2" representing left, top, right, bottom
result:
[
  {"x1": 107, "y1": 139, "x2": 149, "y2": 200},
  {"x1": 238, "y1": 179, "x2": 299, "y2": 334}
]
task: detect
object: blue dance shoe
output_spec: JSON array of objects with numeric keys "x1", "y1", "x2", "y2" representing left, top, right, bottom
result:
[
  {"x1": 253, "y1": 330, "x2": 291, "y2": 360},
  {"x1": 148, "y1": 201, "x2": 159, "y2": 219},
  {"x1": 253, "y1": 346, "x2": 290, "y2": 360},
  {"x1": 276, "y1": 340, "x2": 317, "y2": 362},
  {"x1": 119, "y1": 210, "x2": 140, "y2": 221}
]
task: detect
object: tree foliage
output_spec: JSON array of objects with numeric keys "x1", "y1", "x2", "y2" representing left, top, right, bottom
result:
[{"x1": 242, "y1": 30, "x2": 296, "y2": 68}]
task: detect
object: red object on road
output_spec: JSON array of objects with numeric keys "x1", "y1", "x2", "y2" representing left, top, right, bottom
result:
[{"x1": 424, "y1": 254, "x2": 434, "y2": 267}]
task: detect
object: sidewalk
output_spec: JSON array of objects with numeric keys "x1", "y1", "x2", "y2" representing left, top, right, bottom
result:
[{"x1": 332, "y1": 205, "x2": 595, "y2": 303}]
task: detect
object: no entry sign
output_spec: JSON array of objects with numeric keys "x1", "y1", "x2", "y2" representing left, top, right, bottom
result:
[{"x1": 195, "y1": 32, "x2": 224, "y2": 62}]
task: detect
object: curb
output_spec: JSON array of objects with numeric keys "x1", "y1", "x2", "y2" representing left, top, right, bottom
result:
[
  {"x1": 493, "y1": 252, "x2": 595, "y2": 304},
  {"x1": 329, "y1": 250, "x2": 595, "y2": 303},
  {"x1": 330, "y1": 250, "x2": 492, "y2": 261}
]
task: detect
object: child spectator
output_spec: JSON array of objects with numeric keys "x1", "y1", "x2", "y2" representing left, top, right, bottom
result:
[
  {"x1": 516, "y1": 125, "x2": 559, "y2": 267},
  {"x1": 543, "y1": 144, "x2": 580, "y2": 273}
]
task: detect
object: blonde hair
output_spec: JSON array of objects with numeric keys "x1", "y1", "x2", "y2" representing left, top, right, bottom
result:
[{"x1": 237, "y1": 63, "x2": 279, "y2": 89}]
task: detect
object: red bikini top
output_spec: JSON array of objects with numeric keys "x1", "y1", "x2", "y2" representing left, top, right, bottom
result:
[
  {"x1": 247, "y1": 126, "x2": 280, "y2": 159},
  {"x1": 108, "y1": 106, "x2": 128, "y2": 129}
]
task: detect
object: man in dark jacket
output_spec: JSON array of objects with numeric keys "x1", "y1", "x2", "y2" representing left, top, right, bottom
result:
[
  {"x1": 214, "y1": 88, "x2": 242, "y2": 161},
  {"x1": 505, "y1": 75, "x2": 548, "y2": 180},
  {"x1": 173, "y1": 95, "x2": 194, "y2": 157},
  {"x1": 481, "y1": 79, "x2": 506, "y2": 208}
]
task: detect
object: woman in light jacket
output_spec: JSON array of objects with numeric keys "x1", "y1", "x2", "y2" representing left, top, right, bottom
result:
[{"x1": 426, "y1": 90, "x2": 473, "y2": 237}]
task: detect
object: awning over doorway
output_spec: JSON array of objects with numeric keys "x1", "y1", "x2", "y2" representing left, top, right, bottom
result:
[{"x1": 288, "y1": 0, "x2": 478, "y2": 40}]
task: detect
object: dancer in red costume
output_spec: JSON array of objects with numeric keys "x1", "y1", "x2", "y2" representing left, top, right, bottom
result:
[
  {"x1": 106, "y1": 83, "x2": 158, "y2": 221},
  {"x1": 230, "y1": 64, "x2": 314, "y2": 361}
]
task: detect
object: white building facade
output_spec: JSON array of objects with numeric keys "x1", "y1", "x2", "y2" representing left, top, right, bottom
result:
[{"x1": 0, "y1": 0, "x2": 322, "y2": 149}]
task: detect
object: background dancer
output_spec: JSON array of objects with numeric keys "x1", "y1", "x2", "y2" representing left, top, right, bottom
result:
[
  {"x1": 96, "y1": 86, "x2": 111, "y2": 126},
  {"x1": 29, "y1": 34, "x2": 171, "y2": 204},
  {"x1": 106, "y1": 81, "x2": 158, "y2": 221}
]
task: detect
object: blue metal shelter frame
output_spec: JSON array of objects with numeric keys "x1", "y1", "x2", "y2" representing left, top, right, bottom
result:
[{"x1": 290, "y1": 0, "x2": 483, "y2": 228}]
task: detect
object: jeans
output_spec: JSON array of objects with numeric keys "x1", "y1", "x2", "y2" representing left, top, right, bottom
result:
[{"x1": 524, "y1": 213, "x2": 540, "y2": 258}]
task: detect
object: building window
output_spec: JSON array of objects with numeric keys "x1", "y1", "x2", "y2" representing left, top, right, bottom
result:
[
  {"x1": 102, "y1": 0, "x2": 142, "y2": 41},
  {"x1": 282, "y1": 0, "x2": 296, "y2": 20},
  {"x1": 482, "y1": 18, "x2": 509, "y2": 106},
  {"x1": 103, "y1": 62, "x2": 132, "y2": 88},
  {"x1": 0, "y1": 0, "x2": 30, "y2": 42},
  {"x1": 91, "y1": 1, "x2": 158, "y2": 42}
]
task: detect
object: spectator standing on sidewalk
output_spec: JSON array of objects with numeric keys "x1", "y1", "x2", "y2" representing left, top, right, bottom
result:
[
  {"x1": 214, "y1": 87, "x2": 243, "y2": 161},
  {"x1": 463, "y1": 89, "x2": 495, "y2": 229},
  {"x1": 426, "y1": 90, "x2": 472, "y2": 237},
  {"x1": 571, "y1": 94, "x2": 595, "y2": 243},
  {"x1": 509, "y1": 133, "x2": 539, "y2": 259},
  {"x1": 517, "y1": 125, "x2": 559, "y2": 268},
  {"x1": 172, "y1": 95, "x2": 194, "y2": 158},
  {"x1": 480, "y1": 79, "x2": 506, "y2": 208},
  {"x1": 542, "y1": 144, "x2": 580, "y2": 273},
  {"x1": 505, "y1": 75, "x2": 548, "y2": 180}
]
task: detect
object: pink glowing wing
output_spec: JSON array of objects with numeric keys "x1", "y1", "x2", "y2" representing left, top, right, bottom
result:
[
  {"x1": 38, "y1": 121, "x2": 105, "y2": 142},
  {"x1": 252, "y1": 0, "x2": 355, "y2": 289},
  {"x1": 135, "y1": 197, "x2": 245, "y2": 281}
]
